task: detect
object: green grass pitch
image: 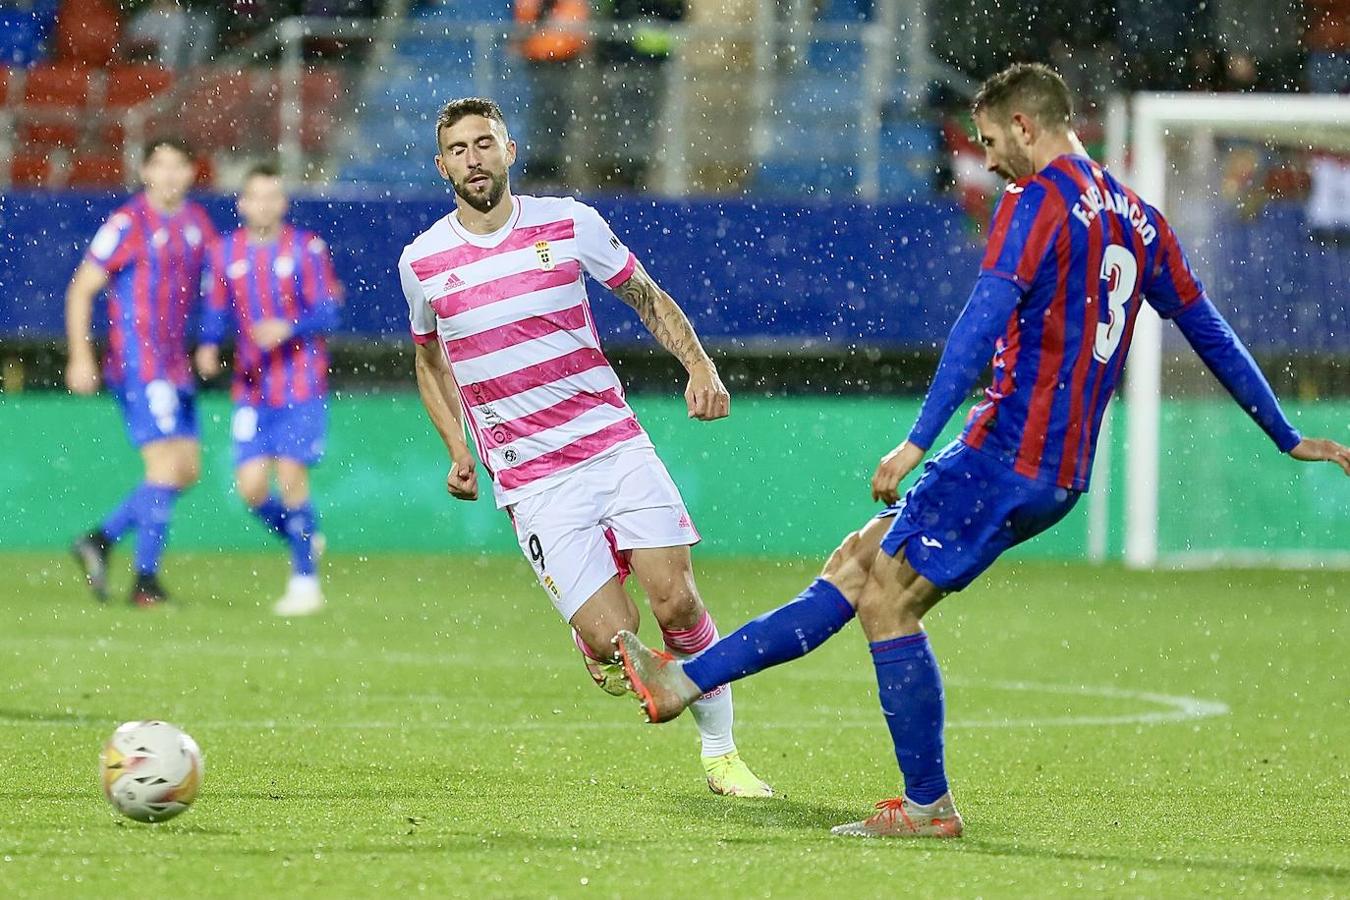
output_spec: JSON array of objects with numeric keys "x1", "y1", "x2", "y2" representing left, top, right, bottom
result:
[{"x1": 0, "y1": 551, "x2": 1346, "y2": 897}]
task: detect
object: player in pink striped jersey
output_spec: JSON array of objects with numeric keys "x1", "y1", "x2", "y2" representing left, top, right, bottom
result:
[
  {"x1": 197, "y1": 162, "x2": 343, "y2": 616},
  {"x1": 400, "y1": 97, "x2": 771, "y2": 797},
  {"x1": 66, "y1": 138, "x2": 218, "y2": 607}
]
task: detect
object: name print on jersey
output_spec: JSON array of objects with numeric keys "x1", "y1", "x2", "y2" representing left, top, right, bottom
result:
[{"x1": 1070, "y1": 183, "x2": 1158, "y2": 245}]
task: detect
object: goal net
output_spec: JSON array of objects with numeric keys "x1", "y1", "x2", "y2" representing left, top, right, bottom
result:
[{"x1": 1109, "y1": 93, "x2": 1350, "y2": 569}]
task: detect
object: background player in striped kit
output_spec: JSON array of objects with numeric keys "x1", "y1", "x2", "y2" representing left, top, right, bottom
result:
[
  {"x1": 196, "y1": 162, "x2": 343, "y2": 616},
  {"x1": 67, "y1": 138, "x2": 218, "y2": 607},
  {"x1": 400, "y1": 98, "x2": 772, "y2": 797},
  {"x1": 617, "y1": 63, "x2": 1350, "y2": 837}
]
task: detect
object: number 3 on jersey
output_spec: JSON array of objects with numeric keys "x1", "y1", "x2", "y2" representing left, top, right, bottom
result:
[{"x1": 1094, "y1": 244, "x2": 1138, "y2": 364}]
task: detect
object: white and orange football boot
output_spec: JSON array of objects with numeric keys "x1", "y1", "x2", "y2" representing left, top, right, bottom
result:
[{"x1": 830, "y1": 793, "x2": 964, "y2": 838}]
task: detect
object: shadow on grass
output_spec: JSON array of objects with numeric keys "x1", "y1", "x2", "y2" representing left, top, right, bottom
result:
[{"x1": 934, "y1": 838, "x2": 1349, "y2": 882}]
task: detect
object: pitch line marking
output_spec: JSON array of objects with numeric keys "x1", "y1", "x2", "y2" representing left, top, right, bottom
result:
[{"x1": 0, "y1": 679, "x2": 1229, "y2": 731}]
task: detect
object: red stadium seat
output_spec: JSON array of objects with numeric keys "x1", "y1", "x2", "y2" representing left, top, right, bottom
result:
[
  {"x1": 0, "y1": 66, "x2": 20, "y2": 107},
  {"x1": 182, "y1": 69, "x2": 259, "y2": 152},
  {"x1": 54, "y1": 0, "x2": 119, "y2": 67},
  {"x1": 7, "y1": 153, "x2": 52, "y2": 188},
  {"x1": 20, "y1": 63, "x2": 95, "y2": 148},
  {"x1": 256, "y1": 67, "x2": 348, "y2": 152},
  {"x1": 106, "y1": 65, "x2": 174, "y2": 107},
  {"x1": 100, "y1": 64, "x2": 175, "y2": 143},
  {"x1": 67, "y1": 154, "x2": 126, "y2": 189}
]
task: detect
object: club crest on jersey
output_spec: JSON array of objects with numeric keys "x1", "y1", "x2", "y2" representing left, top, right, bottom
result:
[{"x1": 534, "y1": 240, "x2": 555, "y2": 271}]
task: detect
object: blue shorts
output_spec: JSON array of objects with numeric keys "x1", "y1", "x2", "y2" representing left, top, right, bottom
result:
[
  {"x1": 878, "y1": 441, "x2": 1082, "y2": 592},
  {"x1": 231, "y1": 399, "x2": 327, "y2": 467},
  {"x1": 116, "y1": 380, "x2": 199, "y2": 448}
]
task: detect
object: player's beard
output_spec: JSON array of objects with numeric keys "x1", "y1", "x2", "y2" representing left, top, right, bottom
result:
[
  {"x1": 454, "y1": 169, "x2": 507, "y2": 213},
  {"x1": 1001, "y1": 143, "x2": 1035, "y2": 181}
]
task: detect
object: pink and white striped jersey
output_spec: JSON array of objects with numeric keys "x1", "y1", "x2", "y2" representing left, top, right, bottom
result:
[{"x1": 400, "y1": 195, "x2": 653, "y2": 508}]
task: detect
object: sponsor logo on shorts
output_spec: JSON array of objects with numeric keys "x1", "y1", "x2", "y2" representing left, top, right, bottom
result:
[{"x1": 542, "y1": 574, "x2": 561, "y2": 599}]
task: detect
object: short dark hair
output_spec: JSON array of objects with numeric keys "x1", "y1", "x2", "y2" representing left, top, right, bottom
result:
[
  {"x1": 142, "y1": 136, "x2": 194, "y2": 163},
  {"x1": 244, "y1": 160, "x2": 281, "y2": 181},
  {"x1": 436, "y1": 97, "x2": 508, "y2": 145},
  {"x1": 973, "y1": 63, "x2": 1073, "y2": 130}
]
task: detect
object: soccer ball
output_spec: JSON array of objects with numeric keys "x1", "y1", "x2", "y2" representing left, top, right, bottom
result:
[{"x1": 100, "y1": 721, "x2": 204, "y2": 823}]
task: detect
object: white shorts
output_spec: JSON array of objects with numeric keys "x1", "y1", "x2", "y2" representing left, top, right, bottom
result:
[{"x1": 508, "y1": 447, "x2": 700, "y2": 621}]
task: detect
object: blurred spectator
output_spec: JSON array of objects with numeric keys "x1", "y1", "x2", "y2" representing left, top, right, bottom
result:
[
  {"x1": 303, "y1": 0, "x2": 378, "y2": 14},
  {"x1": 1115, "y1": 0, "x2": 1214, "y2": 90},
  {"x1": 302, "y1": 0, "x2": 378, "y2": 60},
  {"x1": 596, "y1": 0, "x2": 684, "y2": 189},
  {"x1": 123, "y1": 0, "x2": 190, "y2": 69},
  {"x1": 514, "y1": 0, "x2": 591, "y2": 185},
  {"x1": 1209, "y1": 0, "x2": 1303, "y2": 92},
  {"x1": 1305, "y1": 0, "x2": 1350, "y2": 93},
  {"x1": 219, "y1": 0, "x2": 295, "y2": 50}
]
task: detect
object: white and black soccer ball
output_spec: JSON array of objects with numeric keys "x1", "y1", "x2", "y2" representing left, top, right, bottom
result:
[{"x1": 100, "y1": 720, "x2": 204, "y2": 823}]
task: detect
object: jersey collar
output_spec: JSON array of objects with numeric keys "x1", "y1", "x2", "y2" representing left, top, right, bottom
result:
[{"x1": 448, "y1": 195, "x2": 522, "y2": 248}]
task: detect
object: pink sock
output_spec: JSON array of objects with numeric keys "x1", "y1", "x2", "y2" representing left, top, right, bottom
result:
[
  {"x1": 662, "y1": 610, "x2": 717, "y2": 656},
  {"x1": 572, "y1": 628, "x2": 612, "y2": 662}
]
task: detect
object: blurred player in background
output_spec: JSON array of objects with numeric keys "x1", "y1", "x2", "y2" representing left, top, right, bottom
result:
[
  {"x1": 67, "y1": 138, "x2": 217, "y2": 607},
  {"x1": 618, "y1": 63, "x2": 1350, "y2": 836},
  {"x1": 401, "y1": 98, "x2": 772, "y2": 797},
  {"x1": 196, "y1": 162, "x2": 343, "y2": 617}
]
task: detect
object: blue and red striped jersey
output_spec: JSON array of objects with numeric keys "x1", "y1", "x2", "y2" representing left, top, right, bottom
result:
[
  {"x1": 961, "y1": 155, "x2": 1206, "y2": 491},
  {"x1": 84, "y1": 194, "x2": 217, "y2": 388},
  {"x1": 204, "y1": 224, "x2": 343, "y2": 408}
]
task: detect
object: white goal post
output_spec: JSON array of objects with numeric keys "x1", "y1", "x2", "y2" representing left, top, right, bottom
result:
[{"x1": 1106, "y1": 93, "x2": 1350, "y2": 568}]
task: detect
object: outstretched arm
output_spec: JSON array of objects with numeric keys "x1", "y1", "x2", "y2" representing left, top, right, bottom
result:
[
  {"x1": 872, "y1": 275, "x2": 1022, "y2": 503},
  {"x1": 64, "y1": 261, "x2": 109, "y2": 395},
  {"x1": 611, "y1": 260, "x2": 729, "y2": 421},
  {"x1": 414, "y1": 340, "x2": 479, "y2": 500},
  {"x1": 1174, "y1": 297, "x2": 1349, "y2": 475}
]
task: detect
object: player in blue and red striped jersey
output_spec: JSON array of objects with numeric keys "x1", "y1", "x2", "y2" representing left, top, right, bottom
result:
[
  {"x1": 67, "y1": 138, "x2": 218, "y2": 608},
  {"x1": 616, "y1": 63, "x2": 1350, "y2": 837},
  {"x1": 195, "y1": 162, "x2": 342, "y2": 616}
]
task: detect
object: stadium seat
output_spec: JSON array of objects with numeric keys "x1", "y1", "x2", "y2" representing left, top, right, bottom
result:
[
  {"x1": 99, "y1": 64, "x2": 175, "y2": 144},
  {"x1": 180, "y1": 69, "x2": 258, "y2": 153},
  {"x1": 19, "y1": 63, "x2": 96, "y2": 148},
  {"x1": 53, "y1": 0, "x2": 119, "y2": 67},
  {"x1": 7, "y1": 152, "x2": 52, "y2": 188},
  {"x1": 67, "y1": 153, "x2": 126, "y2": 189},
  {"x1": 105, "y1": 65, "x2": 174, "y2": 107},
  {"x1": 252, "y1": 66, "x2": 348, "y2": 152},
  {"x1": 0, "y1": 66, "x2": 17, "y2": 106}
]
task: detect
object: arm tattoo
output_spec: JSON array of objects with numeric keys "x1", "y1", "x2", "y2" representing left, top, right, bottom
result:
[{"x1": 613, "y1": 263, "x2": 711, "y2": 371}]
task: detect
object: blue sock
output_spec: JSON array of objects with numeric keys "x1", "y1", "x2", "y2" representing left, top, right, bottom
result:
[
  {"x1": 101, "y1": 485, "x2": 147, "y2": 543},
  {"x1": 250, "y1": 494, "x2": 289, "y2": 538},
  {"x1": 132, "y1": 485, "x2": 181, "y2": 576},
  {"x1": 871, "y1": 632, "x2": 949, "y2": 805},
  {"x1": 681, "y1": 578, "x2": 855, "y2": 693},
  {"x1": 284, "y1": 502, "x2": 318, "y2": 576}
]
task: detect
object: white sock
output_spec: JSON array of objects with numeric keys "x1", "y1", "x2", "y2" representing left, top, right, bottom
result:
[
  {"x1": 663, "y1": 613, "x2": 736, "y2": 758},
  {"x1": 288, "y1": 574, "x2": 320, "y2": 594}
]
